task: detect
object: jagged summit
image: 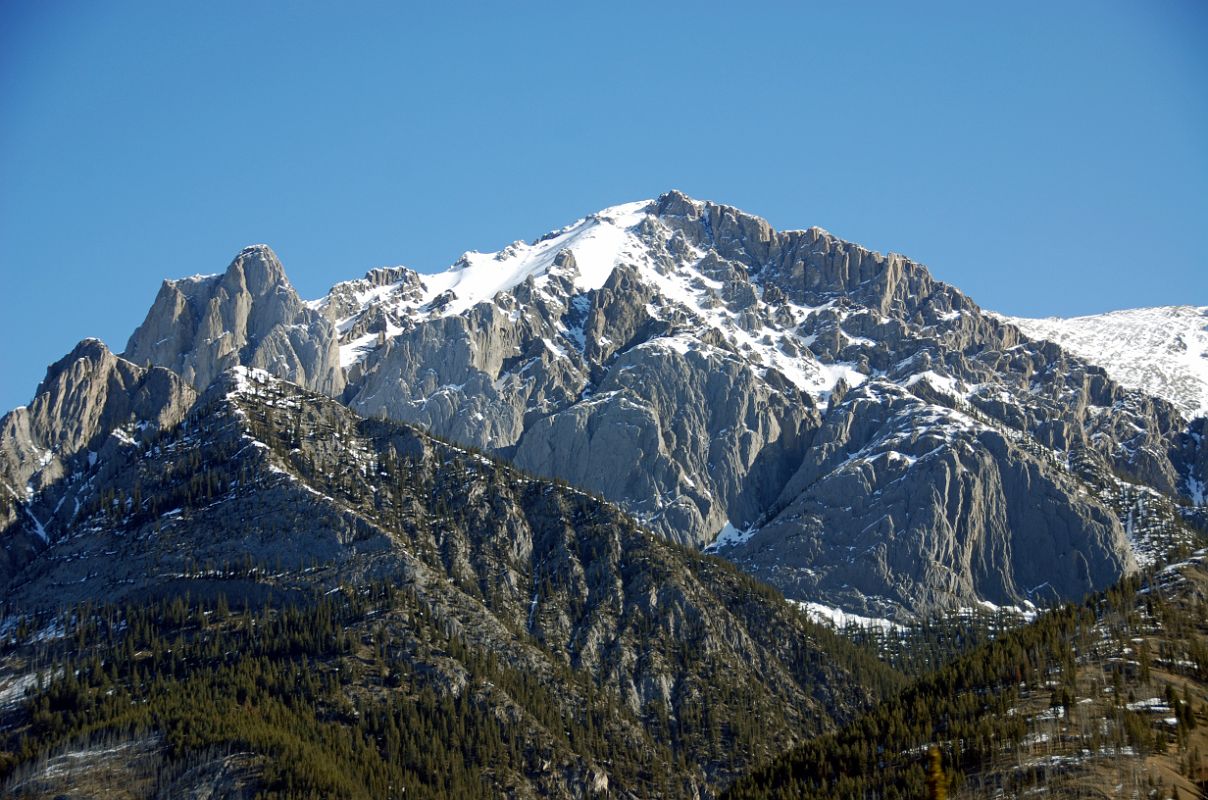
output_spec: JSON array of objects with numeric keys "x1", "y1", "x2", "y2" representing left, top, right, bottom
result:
[
  {"x1": 36, "y1": 337, "x2": 113, "y2": 391},
  {"x1": 316, "y1": 190, "x2": 973, "y2": 387},
  {"x1": 5, "y1": 193, "x2": 1205, "y2": 619},
  {"x1": 313, "y1": 198, "x2": 655, "y2": 335},
  {"x1": 0, "y1": 339, "x2": 196, "y2": 569},
  {"x1": 202, "y1": 192, "x2": 1198, "y2": 616},
  {"x1": 123, "y1": 242, "x2": 343, "y2": 397},
  {"x1": 217, "y1": 242, "x2": 291, "y2": 293}
]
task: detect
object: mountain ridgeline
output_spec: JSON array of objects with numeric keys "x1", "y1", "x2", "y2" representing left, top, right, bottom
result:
[
  {"x1": 0, "y1": 190, "x2": 1205, "y2": 798},
  {"x1": 0, "y1": 364, "x2": 902, "y2": 797},
  {"x1": 95, "y1": 191, "x2": 1208, "y2": 620}
]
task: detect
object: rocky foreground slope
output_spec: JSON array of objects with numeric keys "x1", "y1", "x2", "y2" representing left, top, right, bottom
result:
[
  {"x1": 5, "y1": 192, "x2": 1205, "y2": 620},
  {"x1": 0, "y1": 364, "x2": 900, "y2": 798}
]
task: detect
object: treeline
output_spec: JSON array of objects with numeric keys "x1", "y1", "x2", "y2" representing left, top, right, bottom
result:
[
  {"x1": 844, "y1": 608, "x2": 1030, "y2": 676},
  {"x1": 0, "y1": 581, "x2": 683, "y2": 798},
  {"x1": 722, "y1": 568, "x2": 1208, "y2": 799}
]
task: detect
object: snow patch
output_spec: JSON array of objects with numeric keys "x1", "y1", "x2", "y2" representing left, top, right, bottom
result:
[
  {"x1": 704, "y1": 521, "x2": 757, "y2": 551},
  {"x1": 387, "y1": 200, "x2": 652, "y2": 320},
  {"x1": 792, "y1": 600, "x2": 905, "y2": 633}
]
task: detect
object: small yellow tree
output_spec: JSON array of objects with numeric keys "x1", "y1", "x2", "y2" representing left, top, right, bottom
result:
[{"x1": 926, "y1": 745, "x2": 947, "y2": 800}]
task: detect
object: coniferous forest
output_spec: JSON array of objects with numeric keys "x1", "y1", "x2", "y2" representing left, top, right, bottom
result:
[
  {"x1": 2, "y1": 366, "x2": 1207, "y2": 798},
  {"x1": 3, "y1": 5, "x2": 1204, "y2": 796}
]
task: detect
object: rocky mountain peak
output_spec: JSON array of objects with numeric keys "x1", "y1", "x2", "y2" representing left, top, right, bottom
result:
[
  {"x1": 221, "y1": 243, "x2": 291, "y2": 295},
  {"x1": 0, "y1": 340, "x2": 196, "y2": 578},
  {"x1": 322, "y1": 195, "x2": 1205, "y2": 616},
  {"x1": 36, "y1": 337, "x2": 117, "y2": 394},
  {"x1": 6, "y1": 195, "x2": 1203, "y2": 621},
  {"x1": 16, "y1": 338, "x2": 193, "y2": 466},
  {"x1": 124, "y1": 244, "x2": 344, "y2": 397}
]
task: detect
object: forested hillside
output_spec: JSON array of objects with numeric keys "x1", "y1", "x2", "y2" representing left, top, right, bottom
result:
[
  {"x1": 0, "y1": 369, "x2": 902, "y2": 798},
  {"x1": 725, "y1": 552, "x2": 1208, "y2": 799}
]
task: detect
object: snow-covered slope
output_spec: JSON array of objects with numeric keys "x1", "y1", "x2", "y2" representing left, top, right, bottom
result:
[
  {"x1": 313, "y1": 201, "x2": 654, "y2": 369},
  {"x1": 108, "y1": 190, "x2": 1207, "y2": 619},
  {"x1": 316, "y1": 200, "x2": 651, "y2": 325},
  {"x1": 312, "y1": 198, "x2": 862, "y2": 398},
  {"x1": 999, "y1": 306, "x2": 1208, "y2": 420}
]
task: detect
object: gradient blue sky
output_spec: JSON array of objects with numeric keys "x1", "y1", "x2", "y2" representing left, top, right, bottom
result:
[{"x1": 2, "y1": 1, "x2": 1206, "y2": 412}]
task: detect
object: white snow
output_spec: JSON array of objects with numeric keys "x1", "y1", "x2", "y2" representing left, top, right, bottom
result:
[
  {"x1": 904, "y1": 370, "x2": 961, "y2": 397},
  {"x1": 1125, "y1": 697, "x2": 1171, "y2": 713},
  {"x1": 39, "y1": 739, "x2": 149, "y2": 780},
  {"x1": 339, "y1": 320, "x2": 404, "y2": 368},
  {"x1": 0, "y1": 671, "x2": 39, "y2": 708},
  {"x1": 227, "y1": 365, "x2": 274, "y2": 396},
  {"x1": 972, "y1": 598, "x2": 1038, "y2": 620},
  {"x1": 703, "y1": 520, "x2": 757, "y2": 551},
  {"x1": 22, "y1": 507, "x2": 48, "y2": 543},
  {"x1": 998, "y1": 306, "x2": 1208, "y2": 420},
  {"x1": 527, "y1": 590, "x2": 539, "y2": 630},
  {"x1": 385, "y1": 200, "x2": 652, "y2": 320},
  {"x1": 792, "y1": 600, "x2": 906, "y2": 633},
  {"x1": 313, "y1": 197, "x2": 870, "y2": 401}
]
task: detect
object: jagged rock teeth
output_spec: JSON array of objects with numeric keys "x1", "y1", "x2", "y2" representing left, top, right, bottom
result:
[
  {"x1": 0, "y1": 340, "x2": 196, "y2": 581},
  {"x1": 12, "y1": 194, "x2": 1203, "y2": 620},
  {"x1": 123, "y1": 245, "x2": 344, "y2": 397}
]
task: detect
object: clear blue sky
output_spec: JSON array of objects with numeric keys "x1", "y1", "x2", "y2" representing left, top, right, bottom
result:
[{"x1": 2, "y1": 1, "x2": 1205, "y2": 412}]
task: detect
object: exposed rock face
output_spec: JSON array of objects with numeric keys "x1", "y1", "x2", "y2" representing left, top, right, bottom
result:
[
  {"x1": 726, "y1": 382, "x2": 1134, "y2": 618},
  {"x1": 511, "y1": 335, "x2": 818, "y2": 541},
  {"x1": 0, "y1": 339, "x2": 196, "y2": 588},
  {"x1": 330, "y1": 202, "x2": 843, "y2": 550},
  {"x1": 0, "y1": 369, "x2": 902, "y2": 795},
  {"x1": 17, "y1": 193, "x2": 1205, "y2": 618},
  {"x1": 307, "y1": 192, "x2": 1201, "y2": 616},
  {"x1": 2, "y1": 340, "x2": 186, "y2": 491},
  {"x1": 123, "y1": 244, "x2": 344, "y2": 397}
]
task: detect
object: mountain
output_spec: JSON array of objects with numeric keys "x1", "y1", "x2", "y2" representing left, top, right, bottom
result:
[
  {"x1": 4, "y1": 192, "x2": 1204, "y2": 623},
  {"x1": 124, "y1": 244, "x2": 344, "y2": 397},
  {"x1": 0, "y1": 366, "x2": 902, "y2": 797},
  {"x1": 999, "y1": 306, "x2": 1208, "y2": 422},
  {"x1": 1, "y1": 189, "x2": 1204, "y2": 797},
  {"x1": 104, "y1": 191, "x2": 1204, "y2": 619},
  {"x1": 0, "y1": 339, "x2": 196, "y2": 586}
]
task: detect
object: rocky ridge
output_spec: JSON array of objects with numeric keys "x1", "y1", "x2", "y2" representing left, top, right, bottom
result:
[
  {"x1": 124, "y1": 244, "x2": 344, "y2": 397},
  {"x1": 5, "y1": 192, "x2": 1205, "y2": 619},
  {"x1": 324, "y1": 193, "x2": 1206, "y2": 617},
  {"x1": 0, "y1": 340, "x2": 196, "y2": 586},
  {"x1": 0, "y1": 367, "x2": 902, "y2": 797}
]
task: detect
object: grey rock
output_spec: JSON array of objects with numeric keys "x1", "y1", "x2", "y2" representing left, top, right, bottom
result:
[
  {"x1": 124, "y1": 244, "x2": 344, "y2": 396},
  {"x1": 0, "y1": 338, "x2": 195, "y2": 587},
  {"x1": 725, "y1": 382, "x2": 1134, "y2": 620},
  {"x1": 83, "y1": 192, "x2": 1208, "y2": 618}
]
